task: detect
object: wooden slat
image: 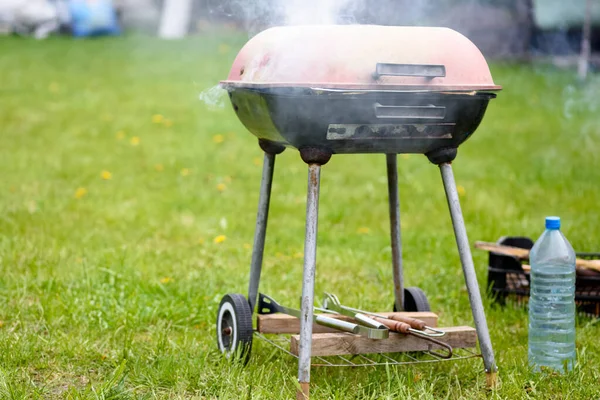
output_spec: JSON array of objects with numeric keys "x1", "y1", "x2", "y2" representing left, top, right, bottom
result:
[
  {"x1": 289, "y1": 326, "x2": 476, "y2": 357},
  {"x1": 474, "y1": 241, "x2": 600, "y2": 273},
  {"x1": 257, "y1": 312, "x2": 438, "y2": 334}
]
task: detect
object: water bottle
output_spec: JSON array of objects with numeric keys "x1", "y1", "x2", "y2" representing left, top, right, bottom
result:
[{"x1": 528, "y1": 216, "x2": 576, "y2": 373}]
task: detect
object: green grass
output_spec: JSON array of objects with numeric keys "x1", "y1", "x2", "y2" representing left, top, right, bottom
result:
[{"x1": 1, "y1": 34, "x2": 600, "y2": 399}]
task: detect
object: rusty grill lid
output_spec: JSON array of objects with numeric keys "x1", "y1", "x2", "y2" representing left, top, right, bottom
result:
[{"x1": 221, "y1": 25, "x2": 501, "y2": 92}]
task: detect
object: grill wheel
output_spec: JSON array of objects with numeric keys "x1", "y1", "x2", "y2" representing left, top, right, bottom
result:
[
  {"x1": 394, "y1": 287, "x2": 431, "y2": 312},
  {"x1": 216, "y1": 294, "x2": 253, "y2": 363}
]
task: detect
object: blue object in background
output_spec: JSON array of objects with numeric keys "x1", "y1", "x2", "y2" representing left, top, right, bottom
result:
[{"x1": 68, "y1": 0, "x2": 120, "y2": 37}]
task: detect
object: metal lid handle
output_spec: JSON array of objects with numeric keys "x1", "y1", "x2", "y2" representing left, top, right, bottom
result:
[{"x1": 374, "y1": 63, "x2": 446, "y2": 79}]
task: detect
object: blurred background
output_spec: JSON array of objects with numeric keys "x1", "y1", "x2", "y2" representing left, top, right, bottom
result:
[{"x1": 0, "y1": 0, "x2": 598, "y2": 64}]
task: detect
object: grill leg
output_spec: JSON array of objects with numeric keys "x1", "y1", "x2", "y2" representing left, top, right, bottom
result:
[
  {"x1": 247, "y1": 152, "x2": 276, "y2": 312},
  {"x1": 386, "y1": 154, "x2": 404, "y2": 311},
  {"x1": 439, "y1": 162, "x2": 497, "y2": 386},
  {"x1": 297, "y1": 163, "x2": 321, "y2": 400}
]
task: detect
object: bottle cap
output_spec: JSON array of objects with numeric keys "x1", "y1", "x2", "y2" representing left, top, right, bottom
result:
[{"x1": 545, "y1": 216, "x2": 561, "y2": 230}]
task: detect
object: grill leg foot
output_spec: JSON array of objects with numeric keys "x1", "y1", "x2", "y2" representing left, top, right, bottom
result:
[
  {"x1": 247, "y1": 152, "x2": 276, "y2": 312},
  {"x1": 439, "y1": 162, "x2": 497, "y2": 376},
  {"x1": 386, "y1": 154, "x2": 404, "y2": 311},
  {"x1": 486, "y1": 370, "x2": 498, "y2": 388},
  {"x1": 297, "y1": 382, "x2": 310, "y2": 400},
  {"x1": 297, "y1": 164, "x2": 321, "y2": 398}
]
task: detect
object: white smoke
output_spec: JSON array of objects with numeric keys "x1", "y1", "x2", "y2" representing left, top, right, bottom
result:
[
  {"x1": 218, "y1": 0, "x2": 365, "y2": 35},
  {"x1": 199, "y1": 0, "x2": 363, "y2": 109},
  {"x1": 198, "y1": 85, "x2": 227, "y2": 110},
  {"x1": 282, "y1": 0, "x2": 355, "y2": 25}
]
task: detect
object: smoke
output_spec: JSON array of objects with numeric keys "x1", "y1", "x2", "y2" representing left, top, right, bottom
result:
[
  {"x1": 561, "y1": 78, "x2": 600, "y2": 122},
  {"x1": 281, "y1": 0, "x2": 357, "y2": 26},
  {"x1": 208, "y1": 0, "x2": 371, "y2": 35},
  {"x1": 199, "y1": 0, "x2": 370, "y2": 109},
  {"x1": 198, "y1": 85, "x2": 227, "y2": 110}
]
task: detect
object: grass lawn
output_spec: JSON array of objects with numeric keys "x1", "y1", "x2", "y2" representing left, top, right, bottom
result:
[{"x1": 1, "y1": 33, "x2": 600, "y2": 399}]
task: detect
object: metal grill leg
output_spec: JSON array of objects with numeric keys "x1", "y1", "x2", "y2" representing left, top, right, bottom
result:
[
  {"x1": 386, "y1": 154, "x2": 404, "y2": 311},
  {"x1": 297, "y1": 163, "x2": 321, "y2": 400},
  {"x1": 247, "y1": 152, "x2": 276, "y2": 312},
  {"x1": 439, "y1": 162, "x2": 497, "y2": 385}
]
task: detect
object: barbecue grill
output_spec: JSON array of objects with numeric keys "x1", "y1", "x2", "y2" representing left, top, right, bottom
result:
[{"x1": 215, "y1": 25, "x2": 501, "y2": 398}]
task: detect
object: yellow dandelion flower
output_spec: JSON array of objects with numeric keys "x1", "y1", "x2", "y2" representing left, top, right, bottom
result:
[
  {"x1": 154, "y1": 164, "x2": 164, "y2": 172},
  {"x1": 101, "y1": 170, "x2": 112, "y2": 180},
  {"x1": 198, "y1": 238, "x2": 205, "y2": 244},
  {"x1": 243, "y1": 243, "x2": 251, "y2": 250},
  {"x1": 457, "y1": 185, "x2": 466, "y2": 197},
  {"x1": 216, "y1": 183, "x2": 227, "y2": 192},
  {"x1": 162, "y1": 119, "x2": 173, "y2": 128},
  {"x1": 293, "y1": 252, "x2": 304, "y2": 259},
  {"x1": 130, "y1": 136, "x2": 140, "y2": 146},
  {"x1": 213, "y1": 235, "x2": 226, "y2": 244},
  {"x1": 115, "y1": 130, "x2": 125, "y2": 140},
  {"x1": 74, "y1": 187, "x2": 88, "y2": 199},
  {"x1": 253, "y1": 157, "x2": 262, "y2": 166},
  {"x1": 357, "y1": 227, "x2": 370, "y2": 234},
  {"x1": 180, "y1": 168, "x2": 190, "y2": 177},
  {"x1": 48, "y1": 82, "x2": 60, "y2": 93},
  {"x1": 160, "y1": 277, "x2": 172, "y2": 284},
  {"x1": 152, "y1": 114, "x2": 164, "y2": 124},
  {"x1": 212, "y1": 134, "x2": 225, "y2": 144},
  {"x1": 218, "y1": 43, "x2": 231, "y2": 54}
]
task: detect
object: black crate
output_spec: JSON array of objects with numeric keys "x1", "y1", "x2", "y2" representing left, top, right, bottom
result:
[{"x1": 487, "y1": 236, "x2": 600, "y2": 317}]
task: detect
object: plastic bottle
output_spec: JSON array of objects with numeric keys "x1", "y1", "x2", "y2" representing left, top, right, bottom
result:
[{"x1": 528, "y1": 216, "x2": 576, "y2": 373}]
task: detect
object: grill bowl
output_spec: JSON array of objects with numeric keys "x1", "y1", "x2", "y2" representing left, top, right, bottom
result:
[{"x1": 221, "y1": 25, "x2": 500, "y2": 155}]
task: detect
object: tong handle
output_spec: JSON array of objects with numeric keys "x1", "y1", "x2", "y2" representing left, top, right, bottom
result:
[
  {"x1": 387, "y1": 314, "x2": 426, "y2": 330},
  {"x1": 315, "y1": 315, "x2": 359, "y2": 334},
  {"x1": 387, "y1": 314, "x2": 446, "y2": 337},
  {"x1": 372, "y1": 316, "x2": 411, "y2": 334},
  {"x1": 374, "y1": 63, "x2": 446, "y2": 79},
  {"x1": 375, "y1": 315, "x2": 453, "y2": 359}
]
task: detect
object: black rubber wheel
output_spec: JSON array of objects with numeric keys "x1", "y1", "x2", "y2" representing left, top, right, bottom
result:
[
  {"x1": 393, "y1": 287, "x2": 431, "y2": 312},
  {"x1": 216, "y1": 293, "x2": 253, "y2": 363},
  {"x1": 403, "y1": 287, "x2": 431, "y2": 312}
]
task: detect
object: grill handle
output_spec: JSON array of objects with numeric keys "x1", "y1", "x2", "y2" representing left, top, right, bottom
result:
[
  {"x1": 373, "y1": 104, "x2": 446, "y2": 120},
  {"x1": 374, "y1": 63, "x2": 446, "y2": 79}
]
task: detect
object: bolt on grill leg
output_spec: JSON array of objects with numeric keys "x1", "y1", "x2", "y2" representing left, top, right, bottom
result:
[
  {"x1": 297, "y1": 163, "x2": 321, "y2": 400},
  {"x1": 247, "y1": 152, "x2": 276, "y2": 313},
  {"x1": 439, "y1": 162, "x2": 497, "y2": 385},
  {"x1": 386, "y1": 154, "x2": 404, "y2": 311}
]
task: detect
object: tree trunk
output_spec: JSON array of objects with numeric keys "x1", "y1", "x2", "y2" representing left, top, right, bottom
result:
[{"x1": 578, "y1": 0, "x2": 592, "y2": 80}]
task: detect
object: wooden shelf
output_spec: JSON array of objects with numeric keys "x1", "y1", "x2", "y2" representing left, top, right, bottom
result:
[{"x1": 290, "y1": 326, "x2": 476, "y2": 357}]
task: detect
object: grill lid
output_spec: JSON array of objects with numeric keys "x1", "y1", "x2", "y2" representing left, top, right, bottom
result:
[{"x1": 221, "y1": 25, "x2": 501, "y2": 92}]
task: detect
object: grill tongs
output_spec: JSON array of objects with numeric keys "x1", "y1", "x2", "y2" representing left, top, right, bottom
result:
[
  {"x1": 322, "y1": 293, "x2": 452, "y2": 359},
  {"x1": 258, "y1": 293, "x2": 389, "y2": 340}
]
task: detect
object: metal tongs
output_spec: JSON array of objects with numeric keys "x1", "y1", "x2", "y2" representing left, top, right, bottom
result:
[
  {"x1": 321, "y1": 293, "x2": 453, "y2": 359},
  {"x1": 322, "y1": 293, "x2": 445, "y2": 337},
  {"x1": 258, "y1": 293, "x2": 388, "y2": 340}
]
